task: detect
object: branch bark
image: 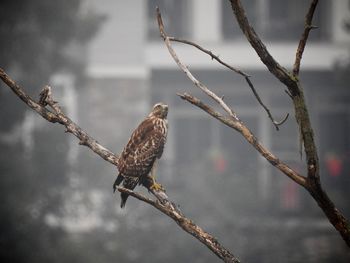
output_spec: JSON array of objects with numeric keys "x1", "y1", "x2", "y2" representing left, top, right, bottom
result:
[{"x1": 0, "y1": 68, "x2": 241, "y2": 263}]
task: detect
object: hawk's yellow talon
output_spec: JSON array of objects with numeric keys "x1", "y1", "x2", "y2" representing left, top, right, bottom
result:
[
  {"x1": 150, "y1": 181, "x2": 164, "y2": 191},
  {"x1": 149, "y1": 174, "x2": 164, "y2": 191}
]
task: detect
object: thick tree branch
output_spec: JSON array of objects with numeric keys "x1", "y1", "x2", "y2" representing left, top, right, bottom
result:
[
  {"x1": 118, "y1": 187, "x2": 240, "y2": 263},
  {"x1": 179, "y1": 90, "x2": 350, "y2": 246},
  {"x1": 228, "y1": 0, "x2": 299, "y2": 95},
  {"x1": 293, "y1": 0, "x2": 319, "y2": 76},
  {"x1": 227, "y1": 0, "x2": 319, "y2": 172},
  {"x1": 0, "y1": 68, "x2": 241, "y2": 263},
  {"x1": 226, "y1": 0, "x2": 350, "y2": 247}
]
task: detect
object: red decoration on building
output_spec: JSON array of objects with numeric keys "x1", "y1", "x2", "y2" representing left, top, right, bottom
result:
[{"x1": 325, "y1": 154, "x2": 343, "y2": 177}]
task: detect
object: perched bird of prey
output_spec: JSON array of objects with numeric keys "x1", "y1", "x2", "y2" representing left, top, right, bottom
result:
[{"x1": 113, "y1": 102, "x2": 169, "y2": 208}]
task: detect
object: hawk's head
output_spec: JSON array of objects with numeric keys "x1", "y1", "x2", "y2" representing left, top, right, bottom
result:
[{"x1": 149, "y1": 102, "x2": 168, "y2": 119}]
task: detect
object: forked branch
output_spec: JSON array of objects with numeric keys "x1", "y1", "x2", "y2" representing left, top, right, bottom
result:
[
  {"x1": 164, "y1": 17, "x2": 288, "y2": 130},
  {"x1": 157, "y1": 7, "x2": 305, "y2": 187},
  {"x1": 157, "y1": 8, "x2": 238, "y2": 121},
  {"x1": 228, "y1": 0, "x2": 299, "y2": 94}
]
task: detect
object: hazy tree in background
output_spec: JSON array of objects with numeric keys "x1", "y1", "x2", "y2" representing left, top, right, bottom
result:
[{"x1": 0, "y1": 1, "x2": 104, "y2": 262}]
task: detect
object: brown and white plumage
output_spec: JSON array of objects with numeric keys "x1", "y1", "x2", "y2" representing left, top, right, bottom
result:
[{"x1": 113, "y1": 102, "x2": 168, "y2": 208}]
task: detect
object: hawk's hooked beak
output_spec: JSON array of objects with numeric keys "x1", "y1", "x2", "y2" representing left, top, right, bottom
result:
[
  {"x1": 151, "y1": 102, "x2": 168, "y2": 118},
  {"x1": 161, "y1": 104, "x2": 168, "y2": 118}
]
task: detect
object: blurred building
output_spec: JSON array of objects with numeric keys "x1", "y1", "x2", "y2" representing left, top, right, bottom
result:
[
  {"x1": 82, "y1": 0, "x2": 350, "y2": 215},
  {"x1": 24, "y1": 1, "x2": 349, "y2": 262}
]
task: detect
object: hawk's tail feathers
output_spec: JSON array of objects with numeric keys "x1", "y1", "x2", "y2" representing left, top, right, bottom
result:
[
  {"x1": 113, "y1": 174, "x2": 124, "y2": 193},
  {"x1": 120, "y1": 192, "x2": 129, "y2": 208},
  {"x1": 119, "y1": 177, "x2": 138, "y2": 208}
]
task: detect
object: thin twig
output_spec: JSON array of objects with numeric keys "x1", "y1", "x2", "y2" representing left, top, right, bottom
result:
[
  {"x1": 169, "y1": 37, "x2": 250, "y2": 77},
  {"x1": 293, "y1": 0, "x2": 319, "y2": 76},
  {"x1": 244, "y1": 76, "x2": 289, "y2": 130}
]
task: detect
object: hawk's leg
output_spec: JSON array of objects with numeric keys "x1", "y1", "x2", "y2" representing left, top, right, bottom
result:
[{"x1": 149, "y1": 160, "x2": 164, "y2": 191}]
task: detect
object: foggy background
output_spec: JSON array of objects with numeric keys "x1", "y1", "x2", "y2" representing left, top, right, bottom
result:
[{"x1": 0, "y1": 0, "x2": 349, "y2": 262}]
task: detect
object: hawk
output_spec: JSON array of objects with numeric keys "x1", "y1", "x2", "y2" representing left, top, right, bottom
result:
[{"x1": 113, "y1": 102, "x2": 169, "y2": 208}]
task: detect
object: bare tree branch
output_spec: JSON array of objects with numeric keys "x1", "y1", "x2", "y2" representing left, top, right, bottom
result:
[
  {"x1": 227, "y1": 0, "x2": 317, "y2": 165},
  {"x1": 156, "y1": 7, "x2": 305, "y2": 186},
  {"x1": 156, "y1": 7, "x2": 238, "y2": 121},
  {"x1": 178, "y1": 92, "x2": 306, "y2": 187},
  {"x1": 168, "y1": 37, "x2": 289, "y2": 130},
  {"x1": 169, "y1": 37, "x2": 249, "y2": 77},
  {"x1": 293, "y1": 0, "x2": 319, "y2": 76},
  {"x1": 0, "y1": 67, "x2": 241, "y2": 263},
  {"x1": 0, "y1": 68, "x2": 168, "y2": 203},
  {"x1": 118, "y1": 187, "x2": 240, "y2": 263},
  {"x1": 0, "y1": 68, "x2": 119, "y2": 165}
]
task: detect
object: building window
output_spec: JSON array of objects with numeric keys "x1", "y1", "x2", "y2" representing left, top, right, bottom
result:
[
  {"x1": 222, "y1": 0, "x2": 329, "y2": 41},
  {"x1": 174, "y1": 117, "x2": 212, "y2": 167},
  {"x1": 147, "y1": 0, "x2": 189, "y2": 41}
]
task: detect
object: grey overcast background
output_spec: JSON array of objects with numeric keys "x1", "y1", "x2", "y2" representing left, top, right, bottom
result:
[{"x1": 0, "y1": 0, "x2": 349, "y2": 262}]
